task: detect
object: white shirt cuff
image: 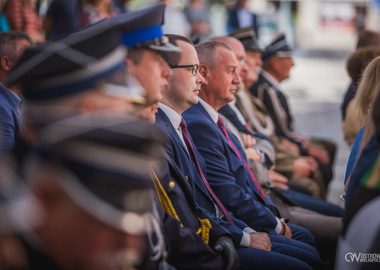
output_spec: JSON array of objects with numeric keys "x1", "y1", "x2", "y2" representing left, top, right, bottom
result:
[
  {"x1": 243, "y1": 227, "x2": 256, "y2": 234},
  {"x1": 240, "y1": 231, "x2": 251, "y2": 247},
  {"x1": 239, "y1": 227, "x2": 256, "y2": 247},
  {"x1": 275, "y1": 217, "x2": 282, "y2": 234}
]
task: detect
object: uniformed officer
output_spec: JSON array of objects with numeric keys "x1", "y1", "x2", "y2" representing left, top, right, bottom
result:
[
  {"x1": 3, "y1": 17, "x2": 171, "y2": 269},
  {"x1": 112, "y1": 3, "x2": 181, "y2": 114},
  {"x1": 0, "y1": 114, "x2": 164, "y2": 270},
  {"x1": 250, "y1": 33, "x2": 336, "y2": 198}
]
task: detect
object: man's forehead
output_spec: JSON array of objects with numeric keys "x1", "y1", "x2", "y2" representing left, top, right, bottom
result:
[
  {"x1": 218, "y1": 47, "x2": 238, "y2": 64},
  {"x1": 178, "y1": 41, "x2": 198, "y2": 61},
  {"x1": 247, "y1": 50, "x2": 261, "y2": 57}
]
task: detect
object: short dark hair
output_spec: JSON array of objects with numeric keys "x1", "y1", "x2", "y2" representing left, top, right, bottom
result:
[
  {"x1": 356, "y1": 30, "x2": 380, "y2": 49},
  {"x1": 161, "y1": 34, "x2": 193, "y2": 66},
  {"x1": 346, "y1": 46, "x2": 380, "y2": 86},
  {"x1": 0, "y1": 31, "x2": 34, "y2": 60},
  {"x1": 127, "y1": 49, "x2": 144, "y2": 65}
]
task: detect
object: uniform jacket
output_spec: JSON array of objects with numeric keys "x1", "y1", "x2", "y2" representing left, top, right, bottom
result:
[
  {"x1": 153, "y1": 155, "x2": 225, "y2": 269},
  {"x1": 250, "y1": 73, "x2": 296, "y2": 141}
]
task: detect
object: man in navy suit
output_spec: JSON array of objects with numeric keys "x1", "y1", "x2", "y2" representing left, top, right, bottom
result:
[
  {"x1": 0, "y1": 31, "x2": 34, "y2": 153},
  {"x1": 182, "y1": 41, "x2": 324, "y2": 261},
  {"x1": 156, "y1": 34, "x2": 322, "y2": 269}
]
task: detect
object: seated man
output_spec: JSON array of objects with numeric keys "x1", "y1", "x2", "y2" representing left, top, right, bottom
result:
[
  {"x1": 0, "y1": 31, "x2": 34, "y2": 153},
  {"x1": 212, "y1": 34, "x2": 342, "y2": 265},
  {"x1": 183, "y1": 40, "x2": 323, "y2": 268}
]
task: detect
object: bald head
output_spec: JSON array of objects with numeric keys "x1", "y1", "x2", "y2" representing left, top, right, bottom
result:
[{"x1": 210, "y1": 36, "x2": 246, "y2": 61}]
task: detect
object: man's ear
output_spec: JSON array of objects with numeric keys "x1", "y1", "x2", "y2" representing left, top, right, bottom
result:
[
  {"x1": 199, "y1": 64, "x2": 209, "y2": 85},
  {"x1": 269, "y1": 57, "x2": 279, "y2": 72},
  {"x1": 0, "y1": 56, "x2": 11, "y2": 72}
]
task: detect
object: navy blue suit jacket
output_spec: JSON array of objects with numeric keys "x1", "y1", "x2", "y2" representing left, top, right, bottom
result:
[
  {"x1": 183, "y1": 102, "x2": 279, "y2": 233},
  {"x1": 218, "y1": 104, "x2": 272, "y2": 143},
  {"x1": 156, "y1": 108, "x2": 248, "y2": 245},
  {"x1": 0, "y1": 82, "x2": 22, "y2": 153}
]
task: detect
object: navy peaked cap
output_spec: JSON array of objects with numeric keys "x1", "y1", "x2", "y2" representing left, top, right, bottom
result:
[
  {"x1": 111, "y1": 3, "x2": 180, "y2": 53},
  {"x1": 229, "y1": 27, "x2": 262, "y2": 52},
  {"x1": 262, "y1": 33, "x2": 292, "y2": 61},
  {"x1": 35, "y1": 114, "x2": 164, "y2": 234},
  {"x1": 6, "y1": 20, "x2": 129, "y2": 101}
]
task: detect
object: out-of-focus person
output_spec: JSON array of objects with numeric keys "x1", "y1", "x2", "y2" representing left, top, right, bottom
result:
[
  {"x1": 226, "y1": 0, "x2": 259, "y2": 37},
  {"x1": 0, "y1": 114, "x2": 162, "y2": 270},
  {"x1": 160, "y1": 0, "x2": 190, "y2": 37},
  {"x1": 341, "y1": 30, "x2": 380, "y2": 121},
  {"x1": 343, "y1": 46, "x2": 380, "y2": 146},
  {"x1": 184, "y1": 0, "x2": 211, "y2": 42},
  {"x1": 3, "y1": 0, "x2": 43, "y2": 42},
  {"x1": 111, "y1": 3, "x2": 180, "y2": 122},
  {"x1": 79, "y1": 0, "x2": 120, "y2": 27},
  {"x1": 43, "y1": 0, "x2": 80, "y2": 41},
  {"x1": 250, "y1": 33, "x2": 336, "y2": 198},
  {"x1": 0, "y1": 31, "x2": 34, "y2": 154}
]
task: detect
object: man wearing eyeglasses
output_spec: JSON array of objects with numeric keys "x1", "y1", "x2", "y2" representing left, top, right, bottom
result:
[
  {"x1": 155, "y1": 34, "x2": 320, "y2": 270},
  {"x1": 154, "y1": 34, "x2": 240, "y2": 270}
]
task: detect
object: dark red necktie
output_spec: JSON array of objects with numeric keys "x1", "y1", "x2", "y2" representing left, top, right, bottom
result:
[
  {"x1": 244, "y1": 123, "x2": 255, "y2": 135},
  {"x1": 217, "y1": 117, "x2": 265, "y2": 201},
  {"x1": 180, "y1": 118, "x2": 234, "y2": 224}
]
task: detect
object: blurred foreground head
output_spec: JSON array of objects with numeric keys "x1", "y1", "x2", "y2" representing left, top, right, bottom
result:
[
  {"x1": 6, "y1": 20, "x2": 143, "y2": 130},
  {"x1": 0, "y1": 114, "x2": 164, "y2": 270},
  {"x1": 112, "y1": 3, "x2": 180, "y2": 107}
]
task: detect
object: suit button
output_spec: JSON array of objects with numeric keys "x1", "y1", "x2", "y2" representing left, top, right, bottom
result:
[
  {"x1": 169, "y1": 181, "x2": 175, "y2": 189},
  {"x1": 185, "y1": 176, "x2": 189, "y2": 180}
]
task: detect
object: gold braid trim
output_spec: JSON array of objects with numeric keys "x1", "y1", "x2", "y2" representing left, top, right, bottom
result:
[
  {"x1": 151, "y1": 169, "x2": 212, "y2": 244},
  {"x1": 151, "y1": 169, "x2": 183, "y2": 227},
  {"x1": 196, "y1": 217, "x2": 212, "y2": 244}
]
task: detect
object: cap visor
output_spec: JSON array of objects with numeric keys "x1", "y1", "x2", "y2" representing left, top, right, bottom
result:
[
  {"x1": 148, "y1": 43, "x2": 181, "y2": 53},
  {"x1": 60, "y1": 171, "x2": 153, "y2": 235}
]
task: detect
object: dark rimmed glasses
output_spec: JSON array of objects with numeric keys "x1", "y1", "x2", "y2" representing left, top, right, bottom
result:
[{"x1": 170, "y1": 64, "x2": 199, "y2": 76}]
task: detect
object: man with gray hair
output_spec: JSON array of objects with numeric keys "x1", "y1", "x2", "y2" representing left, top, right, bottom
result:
[{"x1": 0, "y1": 30, "x2": 34, "y2": 153}]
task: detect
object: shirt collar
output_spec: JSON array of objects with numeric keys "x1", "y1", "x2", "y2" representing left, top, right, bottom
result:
[
  {"x1": 159, "y1": 102, "x2": 182, "y2": 129},
  {"x1": 0, "y1": 81, "x2": 22, "y2": 106},
  {"x1": 261, "y1": 70, "x2": 280, "y2": 89},
  {"x1": 199, "y1": 98, "x2": 218, "y2": 124},
  {"x1": 228, "y1": 101, "x2": 247, "y2": 125}
]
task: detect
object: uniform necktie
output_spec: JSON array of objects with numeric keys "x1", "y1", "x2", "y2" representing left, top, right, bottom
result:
[
  {"x1": 180, "y1": 118, "x2": 234, "y2": 224},
  {"x1": 217, "y1": 117, "x2": 265, "y2": 201},
  {"x1": 244, "y1": 123, "x2": 255, "y2": 135}
]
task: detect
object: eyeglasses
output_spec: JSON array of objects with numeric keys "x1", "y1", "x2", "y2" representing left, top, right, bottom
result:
[{"x1": 170, "y1": 64, "x2": 199, "y2": 76}]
